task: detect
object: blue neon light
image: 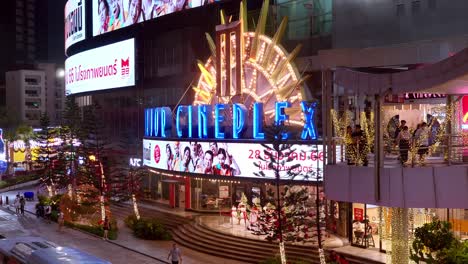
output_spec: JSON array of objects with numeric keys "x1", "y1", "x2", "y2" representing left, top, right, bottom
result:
[
  {"x1": 153, "y1": 108, "x2": 160, "y2": 137},
  {"x1": 215, "y1": 104, "x2": 227, "y2": 139},
  {"x1": 143, "y1": 101, "x2": 318, "y2": 141},
  {"x1": 176, "y1": 105, "x2": 186, "y2": 138},
  {"x1": 253, "y1": 102, "x2": 265, "y2": 139},
  {"x1": 198, "y1": 105, "x2": 212, "y2": 138},
  {"x1": 160, "y1": 107, "x2": 172, "y2": 138},
  {"x1": 145, "y1": 108, "x2": 151, "y2": 137},
  {"x1": 275, "y1": 101, "x2": 291, "y2": 139},
  {"x1": 188, "y1": 105, "x2": 195, "y2": 138},
  {"x1": 232, "y1": 104, "x2": 247, "y2": 139},
  {"x1": 300, "y1": 101, "x2": 317, "y2": 140}
]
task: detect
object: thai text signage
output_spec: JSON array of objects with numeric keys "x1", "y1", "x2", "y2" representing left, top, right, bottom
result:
[
  {"x1": 143, "y1": 139, "x2": 323, "y2": 181},
  {"x1": 144, "y1": 101, "x2": 318, "y2": 141},
  {"x1": 354, "y1": 208, "x2": 364, "y2": 221},
  {"x1": 65, "y1": 0, "x2": 86, "y2": 50},
  {"x1": 65, "y1": 38, "x2": 135, "y2": 95}
]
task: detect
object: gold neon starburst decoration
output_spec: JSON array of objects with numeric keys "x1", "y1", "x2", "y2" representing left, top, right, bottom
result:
[{"x1": 193, "y1": 0, "x2": 310, "y2": 127}]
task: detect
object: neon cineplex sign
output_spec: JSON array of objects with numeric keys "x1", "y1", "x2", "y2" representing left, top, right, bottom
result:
[{"x1": 144, "y1": 101, "x2": 317, "y2": 140}]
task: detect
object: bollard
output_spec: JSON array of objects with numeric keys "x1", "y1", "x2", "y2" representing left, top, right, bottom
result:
[
  {"x1": 0, "y1": 196, "x2": 2, "y2": 205},
  {"x1": 5, "y1": 196, "x2": 8, "y2": 205}
]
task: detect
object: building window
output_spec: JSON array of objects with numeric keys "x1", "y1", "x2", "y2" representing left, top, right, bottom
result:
[
  {"x1": 396, "y1": 4, "x2": 405, "y2": 16},
  {"x1": 411, "y1": 1, "x2": 421, "y2": 14}
]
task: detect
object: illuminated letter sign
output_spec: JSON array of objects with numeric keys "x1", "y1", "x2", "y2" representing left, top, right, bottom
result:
[
  {"x1": 176, "y1": 106, "x2": 187, "y2": 138},
  {"x1": 144, "y1": 101, "x2": 318, "y2": 141},
  {"x1": 253, "y1": 103, "x2": 265, "y2": 140},
  {"x1": 275, "y1": 101, "x2": 291, "y2": 139},
  {"x1": 233, "y1": 104, "x2": 247, "y2": 139},
  {"x1": 300, "y1": 101, "x2": 318, "y2": 140},
  {"x1": 160, "y1": 107, "x2": 172, "y2": 138},
  {"x1": 215, "y1": 104, "x2": 229, "y2": 139},
  {"x1": 198, "y1": 105, "x2": 212, "y2": 138}
]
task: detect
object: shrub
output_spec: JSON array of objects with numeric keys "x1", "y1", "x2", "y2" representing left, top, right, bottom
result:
[
  {"x1": 124, "y1": 214, "x2": 139, "y2": 229},
  {"x1": 125, "y1": 216, "x2": 172, "y2": 241},
  {"x1": 259, "y1": 256, "x2": 311, "y2": 264},
  {"x1": 65, "y1": 220, "x2": 118, "y2": 240}
]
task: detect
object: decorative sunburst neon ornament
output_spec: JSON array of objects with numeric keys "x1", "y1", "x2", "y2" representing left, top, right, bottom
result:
[{"x1": 194, "y1": 0, "x2": 310, "y2": 127}]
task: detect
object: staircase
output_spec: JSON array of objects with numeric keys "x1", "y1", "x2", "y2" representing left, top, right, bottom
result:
[{"x1": 110, "y1": 203, "x2": 384, "y2": 264}]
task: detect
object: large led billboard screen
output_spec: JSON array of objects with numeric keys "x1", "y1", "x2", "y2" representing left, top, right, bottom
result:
[
  {"x1": 65, "y1": 38, "x2": 135, "y2": 95},
  {"x1": 143, "y1": 139, "x2": 324, "y2": 181},
  {"x1": 65, "y1": 0, "x2": 86, "y2": 50},
  {"x1": 92, "y1": 0, "x2": 219, "y2": 36}
]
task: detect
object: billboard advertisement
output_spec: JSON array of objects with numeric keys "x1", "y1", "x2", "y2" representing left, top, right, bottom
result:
[
  {"x1": 143, "y1": 139, "x2": 324, "y2": 181},
  {"x1": 92, "y1": 0, "x2": 219, "y2": 36},
  {"x1": 65, "y1": 0, "x2": 86, "y2": 50},
  {"x1": 0, "y1": 129, "x2": 6, "y2": 174},
  {"x1": 65, "y1": 38, "x2": 135, "y2": 95}
]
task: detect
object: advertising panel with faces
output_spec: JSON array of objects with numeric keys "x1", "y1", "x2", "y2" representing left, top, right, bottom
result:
[
  {"x1": 65, "y1": 38, "x2": 135, "y2": 95},
  {"x1": 143, "y1": 139, "x2": 324, "y2": 181},
  {"x1": 93, "y1": 0, "x2": 221, "y2": 36}
]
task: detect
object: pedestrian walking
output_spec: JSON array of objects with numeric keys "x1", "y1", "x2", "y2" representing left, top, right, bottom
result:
[
  {"x1": 57, "y1": 211, "x2": 64, "y2": 232},
  {"x1": 167, "y1": 243, "x2": 182, "y2": 264},
  {"x1": 14, "y1": 195, "x2": 20, "y2": 214},
  {"x1": 19, "y1": 196, "x2": 25, "y2": 215},
  {"x1": 44, "y1": 205, "x2": 52, "y2": 223},
  {"x1": 103, "y1": 216, "x2": 110, "y2": 240}
]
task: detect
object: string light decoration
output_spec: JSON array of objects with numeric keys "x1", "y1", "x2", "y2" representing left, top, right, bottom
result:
[{"x1": 194, "y1": 0, "x2": 309, "y2": 129}]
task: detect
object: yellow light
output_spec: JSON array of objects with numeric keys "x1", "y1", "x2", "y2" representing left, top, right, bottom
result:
[{"x1": 89, "y1": 155, "x2": 96, "y2": 161}]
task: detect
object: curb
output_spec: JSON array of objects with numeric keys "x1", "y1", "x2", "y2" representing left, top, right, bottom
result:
[
  {"x1": 0, "y1": 179, "x2": 40, "y2": 193},
  {"x1": 24, "y1": 209, "x2": 169, "y2": 264}
]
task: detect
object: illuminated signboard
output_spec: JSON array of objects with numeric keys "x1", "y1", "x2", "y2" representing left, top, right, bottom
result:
[
  {"x1": 65, "y1": 0, "x2": 86, "y2": 50},
  {"x1": 65, "y1": 38, "x2": 135, "y2": 95},
  {"x1": 143, "y1": 139, "x2": 323, "y2": 181},
  {"x1": 92, "y1": 0, "x2": 220, "y2": 36},
  {"x1": 144, "y1": 102, "x2": 318, "y2": 141},
  {"x1": 0, "y1": 129, "x2": 6, "y2": 173},
  {"x1": 462, "y1": 96, "x2": 468, "y2": 130}
]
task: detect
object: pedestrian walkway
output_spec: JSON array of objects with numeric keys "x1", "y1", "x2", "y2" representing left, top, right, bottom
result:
[
  {"x1": 0, "y1": 190, "x2": 243, "y2": 264},
  {"x1": 0, "y1": 188, "x2": 386, "y2": 264}
]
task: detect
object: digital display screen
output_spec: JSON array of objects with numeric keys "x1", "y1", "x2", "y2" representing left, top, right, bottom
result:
[
  {"x1": 92, "y1": 0, "x2": 220, "y2": 36},
  {"x1": 65, "y1": 0, "x2": 86, "y2": 50},
  {"x1": 65, "y1": 38, "x2": 135, "y2": 95},
  {"x1": 143, "y1": 139, "x2": 324, "y2": 181}
]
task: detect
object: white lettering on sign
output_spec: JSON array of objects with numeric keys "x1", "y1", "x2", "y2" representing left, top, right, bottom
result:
[{"x1": 130, "y1": 158, "x2": 142, "y2": 167}]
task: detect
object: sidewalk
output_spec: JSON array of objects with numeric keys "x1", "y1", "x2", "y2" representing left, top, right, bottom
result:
[
  {"x1": 1, "y1": 187, "x2": 386, "y2": 264},
  {"x1": 0, "y1": 190, "x2": 242, "y2": 264}
]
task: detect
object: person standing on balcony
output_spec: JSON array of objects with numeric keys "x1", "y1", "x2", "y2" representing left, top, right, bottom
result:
[
  {"x1": 352, "y1": 125, "x2": 368, "y2": 166},
  {"x1": 415, "y1": 122, "x2": 429, "y2": 164},
  {"x1": 394, "y1": 120, "x2": 406, "y2": 140},
  {"x1": 396, "y1": 126, "x2": 411, "y2": 166},
  {"x1": 345, "y1": 126, "x2": 356, "y2": 165}
]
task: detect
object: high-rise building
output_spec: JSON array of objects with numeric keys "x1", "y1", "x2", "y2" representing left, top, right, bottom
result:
[
  {"x1": 5, "y1": 69, "x2": 46, "y2": 127},
  {"x1": 0, "y1": 0, "x2": 66, "y2": 109}
]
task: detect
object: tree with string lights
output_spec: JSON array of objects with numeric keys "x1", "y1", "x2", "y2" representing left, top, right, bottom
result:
[{"x1": 254, "y1": 123, "x2": 301, "y2": 264}]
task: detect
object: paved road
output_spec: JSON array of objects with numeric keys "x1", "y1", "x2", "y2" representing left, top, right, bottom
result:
[
  {"x1": 0, "y1": 188, "x2": 244, "y2": 264},
  {"x1": 0, "y1": 207, "x2": 160, "y2": 264}
]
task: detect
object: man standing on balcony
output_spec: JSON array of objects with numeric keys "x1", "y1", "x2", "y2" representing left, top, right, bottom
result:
[
  {"x1": 415, "y1": 122, "x2": 429, "y2": 165},
  {"x1": 352, "y1": 125, "x2": 368, "y2": 166}
]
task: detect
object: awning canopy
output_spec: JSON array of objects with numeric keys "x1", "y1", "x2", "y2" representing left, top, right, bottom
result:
[{"x1": 334, "y1": 47, "x2": 468, "y2": 96}]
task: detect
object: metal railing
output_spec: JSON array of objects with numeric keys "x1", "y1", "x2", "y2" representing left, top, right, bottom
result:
[{"x1": 330, "y1": 133, "x2": 468, "y2": 167}]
